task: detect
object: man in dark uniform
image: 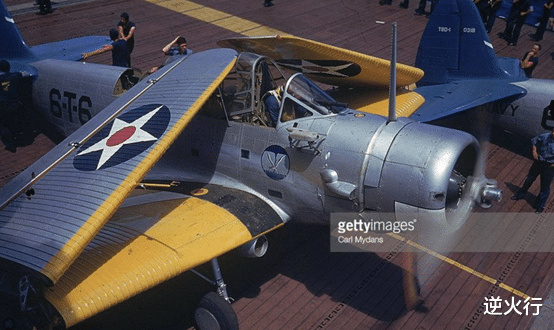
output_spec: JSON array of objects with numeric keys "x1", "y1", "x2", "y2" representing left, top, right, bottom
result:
[
  {"x1": 520, "y1": 43, "x2": 541, "y2": 78},
  {"x1": 511, "y1": 129, "x2": 554, "y2": 213},
  {"x1": 0, "y1": 59, "x2": 25, "y2": 152},
  {"x1": 475, "y1": 0, "x2": 502, "y2": 33},
  {"x1": 162, "y1": 36, "x2": 193, "y2": 57},
  {"x1": 499, "y1": 0, "x2": 533, "y2": 46},
  {"x1": 414, "y1": 0, "x2": 439, "y2": 16},
  {"x1": 82, "y1": 29, "x2": 130, "y2": 68},
  {"x1": 117, "y1": 12, "x2": 136, "y2": 55},
  {"x1": 531, "y1": 0, "x2": 554, "y2": 41}
]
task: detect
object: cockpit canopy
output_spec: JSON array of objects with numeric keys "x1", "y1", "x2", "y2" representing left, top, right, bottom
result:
[
  {"x1": 282, "y1": 73, "x2": 347, "y2": 118},
  {"x1": 216, "y1": 52, "x2": 347, "y2": 127}
]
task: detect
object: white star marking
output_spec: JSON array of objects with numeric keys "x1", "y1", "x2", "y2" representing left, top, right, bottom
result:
[
  {"x1": 77, "y1": 105, "x2": 163, "y2": 170},
  {"x1": 280, "y1": 60, "x2": 354, "y2": 77}
]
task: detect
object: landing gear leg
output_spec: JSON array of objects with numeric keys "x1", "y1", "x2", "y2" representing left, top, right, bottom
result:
[
  {"x1": 192, "y1": 258, "x2": 239, "y2": 330},
  {"x1": 210, "y1": 258, "x2": 231, "y2": 303}
]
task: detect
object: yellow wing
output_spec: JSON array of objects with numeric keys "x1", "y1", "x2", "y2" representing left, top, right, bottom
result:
[
  {"x1": 218, "y1": 35, "x2": 425, "y2": 117},
  {"x1": 329, "y1": 88, "x2": 425, "y2": 118},
  {"x1": 47, "y1": 184, "x2": 285, "y2": 327},
  {"x1": 217, "y1": 35, "x2": 424, "y2": 88}
]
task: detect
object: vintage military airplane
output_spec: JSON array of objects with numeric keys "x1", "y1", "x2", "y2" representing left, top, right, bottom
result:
[
  {"x1": 0, "y1": 1, "x2": 503, "y2": 330},
  {"x1": 219, "y1": 0, "x2": 554, "y2": 140}
]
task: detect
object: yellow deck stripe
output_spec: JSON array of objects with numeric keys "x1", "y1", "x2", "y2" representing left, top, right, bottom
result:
[
  {"x1": 146, "y1": 0, "x2": 287, "y2": 36},
  {"x1": 388, "y1": 233, "x2": 532, "y2": 300}
]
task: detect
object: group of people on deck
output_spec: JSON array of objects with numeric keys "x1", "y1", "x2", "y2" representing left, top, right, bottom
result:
[
  {"x1": 82, "y1": 12, "x2": 192, "y2": 70},
  {"x1": 1, "y1": 11, "x2": 193, "y2": 154}
]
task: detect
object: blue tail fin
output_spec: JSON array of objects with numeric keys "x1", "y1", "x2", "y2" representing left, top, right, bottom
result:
[
  {"x1": 415, "y1": 0, "x2": 508, "y2": 86},
  {"x1": 0, "y1": 0, "x2": 37, "y2": 62}
]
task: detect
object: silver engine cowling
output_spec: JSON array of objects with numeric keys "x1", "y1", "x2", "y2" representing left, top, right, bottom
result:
[{"x1": 362, "y1": 118, "x2": 501, "y2": 231}]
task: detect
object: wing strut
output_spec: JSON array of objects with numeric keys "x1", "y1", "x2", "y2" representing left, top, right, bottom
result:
[{"x1": 191, "y1": 258, "x2": 233, "y2": 303}]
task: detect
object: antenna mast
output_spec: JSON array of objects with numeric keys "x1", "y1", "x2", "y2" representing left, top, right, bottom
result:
[{"x1": 388, "y1": 22, "x2": 397, "y2": 123}]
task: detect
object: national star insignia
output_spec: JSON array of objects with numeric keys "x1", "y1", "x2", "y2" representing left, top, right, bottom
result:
[
  {"x1": 77, "y1": 105, "x2": 163, "y2": 170},
  {"x1": 282, "y1": 59, "x2": 354, "y2": 77}
]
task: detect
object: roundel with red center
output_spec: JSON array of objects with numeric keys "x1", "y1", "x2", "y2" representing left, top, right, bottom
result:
[{"x1": 73, "y1": 104, "x2": 171, "y2": 171}]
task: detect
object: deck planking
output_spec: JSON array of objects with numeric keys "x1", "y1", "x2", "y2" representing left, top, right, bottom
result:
[{"x1": 3, "y1": 0, "x2": 554, "y2": 329}]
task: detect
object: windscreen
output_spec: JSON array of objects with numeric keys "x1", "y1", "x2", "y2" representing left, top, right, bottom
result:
[{"x1": 285, "y1": 73, "x2": 347, "y2": 115}]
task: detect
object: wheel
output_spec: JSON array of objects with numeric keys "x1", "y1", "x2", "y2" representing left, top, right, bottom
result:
[{"x1": 194, "y1": 292, "x2": 238, "y2": 330}]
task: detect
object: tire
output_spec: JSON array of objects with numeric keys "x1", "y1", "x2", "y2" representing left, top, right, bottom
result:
[{"x1": 194, "y1": 292, "x2": 238, "y2": 330}]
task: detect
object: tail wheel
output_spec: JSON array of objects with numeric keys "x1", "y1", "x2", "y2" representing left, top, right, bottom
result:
[{"x1": 194, "y1": 292, "x2": 238, "y2": 330}]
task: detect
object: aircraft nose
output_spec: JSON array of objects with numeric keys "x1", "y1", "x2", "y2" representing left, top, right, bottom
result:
[{"x1": 362, "y1": 120, "x2": 501, "y2": 232}]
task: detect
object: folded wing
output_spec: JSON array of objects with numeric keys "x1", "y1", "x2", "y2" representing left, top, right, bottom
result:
[
  {"x1": 218, "y1": 35, "x2": 424, "y2": 89},
  {"x1": 31, "y1": 36, "x2": 111, "y2": 61},
  {"x1": 0, "y1": 49, "x2": 238, "y2": 286}
]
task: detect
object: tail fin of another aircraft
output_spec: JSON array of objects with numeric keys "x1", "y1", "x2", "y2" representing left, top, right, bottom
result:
[
  {"x1": 0, "y1": 0, "x2": 37, "y2": 62},
  {"x1": 415, "y1": 0, "x2": 508, "y2": 86}
]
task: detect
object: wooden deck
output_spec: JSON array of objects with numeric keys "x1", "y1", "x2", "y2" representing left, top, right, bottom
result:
[{"x1": 3, "y1": 0, "x2": 554, "y2": 329}]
